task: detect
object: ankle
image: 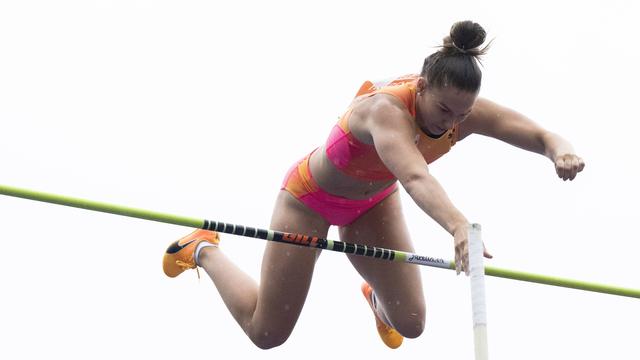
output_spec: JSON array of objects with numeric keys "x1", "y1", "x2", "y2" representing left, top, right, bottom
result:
[{"x1": 195, "y1": 242, "x2": 218, "y2": 266}]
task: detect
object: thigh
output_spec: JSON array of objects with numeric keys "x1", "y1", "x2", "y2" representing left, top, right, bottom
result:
[
  {"x1": 340, "y1": 190, "x2": 425, "y2": 324},
  {"x1": 251, "y1": 190, "x2": 330, "y2": 339}
]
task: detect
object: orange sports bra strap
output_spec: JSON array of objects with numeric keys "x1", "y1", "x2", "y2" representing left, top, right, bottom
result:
[
  {"x1": 374, "y1": 84, "x2": 417, "y2": 118},
  {"x1": 355, "y1": 80, "x2": 376, "y2": 97}
]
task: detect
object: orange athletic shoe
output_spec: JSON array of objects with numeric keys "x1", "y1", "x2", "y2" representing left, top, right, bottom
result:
[
  {"x1": 162, "y1": 229, "x2": 220, "y2": 278},
  {"x1": 361, "y1": 282, "x2": 404, "y2": 349}
]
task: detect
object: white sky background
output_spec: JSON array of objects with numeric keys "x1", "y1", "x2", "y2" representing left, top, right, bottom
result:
[{"x1": 0, "y1": 0, "x2": 638, "y2": 359}]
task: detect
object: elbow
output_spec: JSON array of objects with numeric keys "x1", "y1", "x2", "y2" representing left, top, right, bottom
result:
[{"x1": 399, "y1": 170, "x2": 430, "y2": 196}]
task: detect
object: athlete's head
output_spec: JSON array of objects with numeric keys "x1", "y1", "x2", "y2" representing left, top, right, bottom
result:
[{"x1": 416, "y1": 21, "x2": 490, "y2": 135}]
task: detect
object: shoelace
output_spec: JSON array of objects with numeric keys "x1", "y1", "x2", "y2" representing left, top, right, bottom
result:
[
  {"x1": 175, "y1": 260, "x2": 201, "y2": 279},
  {"x1": 174, "y1": 242, "x2": 219, "y2": 280}
]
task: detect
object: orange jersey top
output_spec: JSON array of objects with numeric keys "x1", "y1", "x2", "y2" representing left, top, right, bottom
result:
[{"x1": 324, "y1": 74, "x2": 459, "y2": 181}]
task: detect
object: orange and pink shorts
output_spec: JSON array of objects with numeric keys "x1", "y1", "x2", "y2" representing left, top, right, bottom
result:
[{"x1": 281, "y1": 152, "x2": 397, "y2": 226}]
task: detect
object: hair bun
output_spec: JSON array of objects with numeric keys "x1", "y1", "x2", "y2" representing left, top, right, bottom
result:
[
  {"x1": 444, "y1": 20, "x2": 487, "y2": 56},
  {"x1": 422, "y1": 20, "x2": 489, "y2": 92}
]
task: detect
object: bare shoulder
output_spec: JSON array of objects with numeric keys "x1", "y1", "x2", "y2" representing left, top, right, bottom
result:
[{"x1": 350, "y1": 94, "x2": 414, "y2": 144}]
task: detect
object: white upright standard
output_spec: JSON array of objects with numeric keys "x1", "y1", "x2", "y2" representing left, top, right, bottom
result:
[{"x1": 469, "y1": 223, "x2": 489, "y2": 360}]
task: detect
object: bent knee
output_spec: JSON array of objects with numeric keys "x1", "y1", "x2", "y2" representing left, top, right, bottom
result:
[
  {"x1": 395, "y1": 318, "x2": 425, "y2": 339},
  {"x1": 391, "y1": 310, "x2": 426, "y2": 339},
  {"x1": 396, "y1": 319, "x2": 425, "y2": 339},
  {"x1": 249, "y1": 329, "x2": 292, "y2": 350}
]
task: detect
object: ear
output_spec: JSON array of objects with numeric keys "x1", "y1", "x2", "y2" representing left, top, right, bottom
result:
[{"x1": 417, "y1": 77, "x2": 427, "y2": 93}]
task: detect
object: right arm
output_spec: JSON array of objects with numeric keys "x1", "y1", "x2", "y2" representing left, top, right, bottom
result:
[{"x1": 365, "y1": 98, "x2": 471, "y2": 274}]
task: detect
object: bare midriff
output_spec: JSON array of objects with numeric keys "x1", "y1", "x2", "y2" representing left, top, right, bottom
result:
[{"x1": 308, "y1": 146, "x2": 397, "y2": 200}]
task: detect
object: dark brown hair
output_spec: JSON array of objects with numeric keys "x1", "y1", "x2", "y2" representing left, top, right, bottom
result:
[{"x1": 420, "y1": 21, "x2": 490, "y2": 93}]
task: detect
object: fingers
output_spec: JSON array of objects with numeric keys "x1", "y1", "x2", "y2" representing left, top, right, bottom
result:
[
  {"x1": 455, "y1": 246, "x2": 461, "y2": 275},
  {"x1": 555, "y1": 154, "x2": 585, "y2": 181},
  {"x1": 456, "y1": 237, "x2": 491, "y2": 276},
  {"x1": 555, "y1": 157, "x2": 566, "y2": 179},
  {"x1": 483, "y1": 242, "x2": 493, "y2": 259},
  {"x1": 455, "y1": 239, "x2": 462, "y2": 275},
  {"x1": 454, "y1": 236, "x2": 469, "y2": 276},
  {"x1": 464, "y1": 250, "x2": 469, "y2": 275}
]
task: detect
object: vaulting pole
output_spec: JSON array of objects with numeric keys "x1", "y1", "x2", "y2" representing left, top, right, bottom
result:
[{"x1": 1, "y1": 183, "x2": 638, "y2": 299}]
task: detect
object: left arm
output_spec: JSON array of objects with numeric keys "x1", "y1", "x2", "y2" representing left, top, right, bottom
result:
[{"x1": 458, "y1": 97, "x2": 585, "y2": 181}]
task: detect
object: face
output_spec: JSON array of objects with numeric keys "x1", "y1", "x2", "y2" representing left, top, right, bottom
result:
[{"x1": 415, "y1": 77, "x2": 478, "y2": 135}]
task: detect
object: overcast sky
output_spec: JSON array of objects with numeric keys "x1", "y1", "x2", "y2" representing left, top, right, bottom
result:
[{"x1": 1, "y1": 1, "x2": 638, "y2": 359}]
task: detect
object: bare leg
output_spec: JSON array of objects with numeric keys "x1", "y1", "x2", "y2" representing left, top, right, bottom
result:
[
  {"x1": 340, "y1": 190, "x2": 426, "y2": 338},
  {"x1": 198, "y1": 190, "x2": 330, "y2": 349}
]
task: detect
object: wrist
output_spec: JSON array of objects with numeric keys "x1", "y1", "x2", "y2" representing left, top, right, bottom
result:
[
  {"x1": 449, "y1": 220, "x2": 469, "y2": 236},
  {"x1": 542, "y1": 132, "x2": 574, "y2": 161}
]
